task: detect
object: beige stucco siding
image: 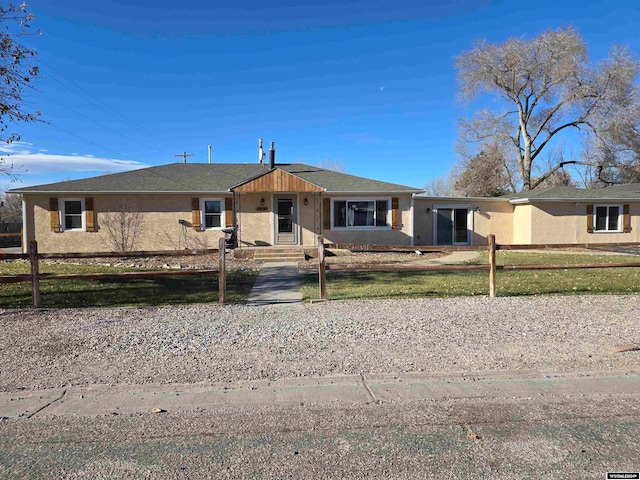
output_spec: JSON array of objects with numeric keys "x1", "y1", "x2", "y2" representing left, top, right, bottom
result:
[
  {"x1": 321, "y1": 194, "x2": 414, "y2": 245},
  {"x1": 512, "y1": 204, "x2": 533, "y2": 244},
  {"x1": 235, "y1": 192, "x2": 319, "y2": 247},
  {"x1": 26, "y1": 194, "x2": 227, "y2": 253},
  {"x1": 527, "y1": 202, "x2": 640, "y2": 244},
  {"x1": 236, "y1": 193, "x2": 273, "y2": 246},
  {"x1": 413, "y1": 198, "x2": 513, "y2": 246}
]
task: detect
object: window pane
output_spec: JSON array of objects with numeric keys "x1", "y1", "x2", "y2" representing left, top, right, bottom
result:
[
  {"x1": 454, "y1": 208, "x2": 468, "y2": 243},
  {"x1": 277, "y1": 200, "x2": 293, "y2": 216},
  {"x1": 278, "y1": 218, "x2": 293, "y2": 233},
  {"x1": 65, "y1": 215, "x2": 82, "y2": 230},
  {"x1": 334, "y1": 201, "x2": 346, "y2": 227},
  {"x1": 65, "y1": 201, "x2": 82, "y2": 215},
  {"x1": 595, "y1": 206, "x2": 607, "y2": 231},
  {"x1": 436, "y1": 209, "x2": 453, "y2": 245},
  {"x1": 204, "y1": 201, "x2": 221, "y2": 214},
  {"x1": 376, "y1": 200, "x2": 388, "y2": 226},
  {"x1": 205, "y1": 215, "x2": 221, "y2": 228},
  {"x1": 349, "y1": 201, "x2": 374, "y2": 227},
  {"x1": 608, "y1": 206, "x2": 620, "y2": 231}
]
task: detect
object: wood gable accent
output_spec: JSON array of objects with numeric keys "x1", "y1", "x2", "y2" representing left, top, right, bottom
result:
[{"x1": 233, "y1": 168, "x2": 324, "y2": 193}]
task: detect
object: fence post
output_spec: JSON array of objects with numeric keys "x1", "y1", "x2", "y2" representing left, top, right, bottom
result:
[
  {"x1": 29, "y1": 240, "x2": 41, "y2": 308},
  {"x1": 318, "y1": 235, "x2": 327, "y2": 301},
  {"x1": 218, "y1": 237, "x2": 226, "y2": 304},
  {"x1": 488, "y1": 234, "x2": 496, "y2": 298}
]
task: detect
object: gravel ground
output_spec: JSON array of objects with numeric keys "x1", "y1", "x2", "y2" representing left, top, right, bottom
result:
[
  {"x1": 1, "y1": 295, "x2": 638, "y2": 391},
  {"x1": 40, "y1": 250, "x2": 445, "y2": 271},
  {"x1": 41, "y1": 253, "x2": 263, "y2": 271}
]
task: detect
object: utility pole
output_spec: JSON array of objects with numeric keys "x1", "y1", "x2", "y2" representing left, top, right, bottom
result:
[{"x1": 175, "y1": 151, "x2": 194, "y2": 163}]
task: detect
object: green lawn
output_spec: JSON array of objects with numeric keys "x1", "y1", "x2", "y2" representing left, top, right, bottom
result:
[
  {"x1": 301, "y1": 251, "x2": 640, "y2": 301},
  {"x1": 473, "y1": 250, "x2": 640, "y2": 266},
  {"x1": 0, "y1": 261, "x2": 257, "y2": 308}
]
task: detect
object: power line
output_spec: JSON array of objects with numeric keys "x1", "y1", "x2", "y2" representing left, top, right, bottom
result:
[
  {"x1": 45, "y1": 122, "x2": 131, "y2": 159},
  {"x1": 21, "y1": 51, "x2": 171, "y2": 156},
  {"x1": 38, "y1": 59, "x2": 168, "y2": 144},
  {"x1": 35, "y1": 89, "x2": 168, "y2": 155}
]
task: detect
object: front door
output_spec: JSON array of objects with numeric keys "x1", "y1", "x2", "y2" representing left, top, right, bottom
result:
[
  {"x1": 274, "y1": 196, "x2": 297, "y2": 245},
  {"x1": 435, "y1": 207, "x2": 470, "y2": 245}
]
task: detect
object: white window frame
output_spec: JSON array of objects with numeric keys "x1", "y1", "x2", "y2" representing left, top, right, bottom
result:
[
  {"x1": 60, "y1": 198, "x2": 85, "y2": 232},
  {"x1": 331, "y1": 197, "x2": 392, "y2": 230},
  {"x1": 200, "y1": 198, "x2": 225, "y2": 230},
  {"x1": 593, "y1": 204, "x2": 623, "y2": 233}
]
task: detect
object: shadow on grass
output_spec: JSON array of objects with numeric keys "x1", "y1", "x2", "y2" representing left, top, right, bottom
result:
[{"x1": 0, "y1": 271, "x2": 258, "y2": 309}]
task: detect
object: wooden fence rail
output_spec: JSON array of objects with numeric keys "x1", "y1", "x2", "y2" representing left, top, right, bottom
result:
[
  {"x1": 1, "y1": 241, "x2": 226, "y2": 308},
  {"x1": 317, "y1": 235, "x2": 640, "y2": 299}
]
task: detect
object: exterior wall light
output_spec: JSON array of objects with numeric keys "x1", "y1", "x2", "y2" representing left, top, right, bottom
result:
[
  {"x1": 426, "y1": 208, "x2": 431, "y2": 214},
  {"x1": 304, "y1": 197, "x2": 308, "y2": 206},
  {"x1": 260, "y1": 198, "x2": 265, "y2": 206}
]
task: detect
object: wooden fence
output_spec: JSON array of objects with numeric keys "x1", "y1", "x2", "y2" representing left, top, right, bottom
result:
[
  {"x1": 0, "y1": 238, "x2": 229, "y2": 307},
  {"x1": 316, "y1": 235, "x2": 640, "y2": 300}
]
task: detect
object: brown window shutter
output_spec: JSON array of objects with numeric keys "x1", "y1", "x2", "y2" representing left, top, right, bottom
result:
[
  {"x1": 49, "y1": 198, "x2": 60, "y2": 233},
  {"x1": 623, "y1": 204, "x2": 631, "y2": 233},
  {"x1": 191, "y1": 197, "x2": 201, "y2": 231},
  {"x1": 391, "y1": 197, "x2": 399, "y2": 229},
  {"x1": 85, "y1": 197, "x2": 96, "y2": 232},
  {"x1": 586, "y1": 204, "x2": 594, "y2": 233},
  {"x1": 225, "y1": 197, "x2": 234, "y2": 227},
  {"x1": 322, "y1": 198, "x2": 331, "y2": 231}
]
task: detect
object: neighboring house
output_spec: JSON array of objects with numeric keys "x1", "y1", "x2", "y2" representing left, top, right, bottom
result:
[
  {"x1": 415, "y1": 184, "x2": 640, "y2": 246},
  {"x1": 9, "y1": 161, "x2": 423, "y2": 254}
]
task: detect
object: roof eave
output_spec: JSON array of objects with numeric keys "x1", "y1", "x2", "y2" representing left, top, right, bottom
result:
[
  {"x1": 509, "y1": 197, "x2": 640, "y2": 204},
  {"x1": 416, "y1": 195, "x2": 510, "y2": 202},
  {"x1": 327, "y1": 190, "x2": 424, "y2": 195},
  {"x1": 11, "y1": 190, "x2": 233, "y2": 195}
]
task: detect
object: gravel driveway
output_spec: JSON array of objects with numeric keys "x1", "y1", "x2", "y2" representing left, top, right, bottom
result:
[{"x1": 1, "y1": 295, "x2": 638, "y2": 392}]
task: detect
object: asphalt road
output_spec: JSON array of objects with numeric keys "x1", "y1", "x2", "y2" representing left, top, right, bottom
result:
[{"x1": 1, "y1": 373, "x2": 639, "y2": 479}]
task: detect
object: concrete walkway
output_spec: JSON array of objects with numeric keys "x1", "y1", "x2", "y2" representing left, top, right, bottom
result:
[
  {"x1": 246, "y1": 262, "x2": 302, "y2": 305},
  {"x1": 420, "y1": 250, "x2": 479, "y2": 265},
  {"x1": 1, "y1": 370, "x2": 637, "y2": 419}
]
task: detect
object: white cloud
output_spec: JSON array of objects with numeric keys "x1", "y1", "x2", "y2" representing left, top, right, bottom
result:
[{"x1": 0, "y1": 142, "x2": 147, "y2": 175}]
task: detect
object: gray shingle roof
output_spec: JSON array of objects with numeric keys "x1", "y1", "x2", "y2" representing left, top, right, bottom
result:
[
  {"x1": 9, "y1": 163, "x2": 423, "y2": 194},
  {"x1": 508, "y1": 184, "x2": 640, "y2": 202}
]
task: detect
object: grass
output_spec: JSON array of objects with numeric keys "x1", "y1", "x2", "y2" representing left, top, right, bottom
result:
[
  {"x1": 472, "y1": 251, "x2": 640, "y2": 266},
  {"x1": 300, "y1": 251, "x2": 640, "y2": 301},
  {"x1": 0, "y1": 261, "x2": 258, "y2": 308}
]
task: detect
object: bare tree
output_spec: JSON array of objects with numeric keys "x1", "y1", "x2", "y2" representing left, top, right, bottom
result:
[
  {"x1": 0, "y1": 190, "x2": 22, "y2": 216},
  {"x1": 0, "y1": 3, "x2": 41, "y2": 179},
  {"x1": 456, "y1": 27, "x2": 640, "y2": 190},
  {"x1": 423, "y1": 170, "x2": 460, "y2": 197},
  {"x1": 101, "y1": 199, "x2": 144, "y2": 252},
  {"x1": 454, "y1": 145, "x2": 512, "y2": 196},
  {"x1": 316, "y1": 159, "x2": 346, "y2": 173}
]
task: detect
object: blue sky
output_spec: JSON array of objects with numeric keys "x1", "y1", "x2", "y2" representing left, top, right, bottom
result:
[{"x1": 2, "y1": 0, "x2": 639, "y2": 192}]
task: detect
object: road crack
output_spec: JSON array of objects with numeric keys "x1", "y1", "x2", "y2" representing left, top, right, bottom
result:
[{"x1": 26, "y1": 389, "x2": 67, "y2": 419}]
